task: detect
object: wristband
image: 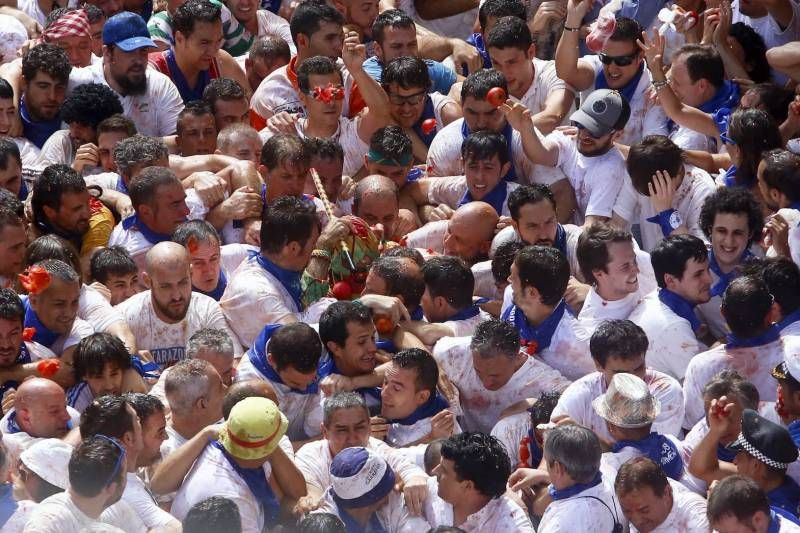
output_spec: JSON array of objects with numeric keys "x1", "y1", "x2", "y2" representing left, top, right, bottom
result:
[
  {"x1": 563, "y1": 26, "x2": 581, "y2": 32},
  {"x1": 646, "y1": 208, "x2": 683, "y2": 237},
  {"x1": 652, "y1": 79, "x2": 669, "y2": 90}
]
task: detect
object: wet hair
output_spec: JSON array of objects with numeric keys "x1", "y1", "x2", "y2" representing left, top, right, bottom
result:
[
  {"x1": 172, "y1": 219, "x2": 220, "y2": 248},
  {"x1": 176, "y1": 101, "x2": 215, "y2": 136},
  {"x1": 96, "y1": 114, "x2": 137, "y2": 138},
  {"x1": 90, "y1": 246, "x2": 137, "y2": 285},
  {"x1": 372, "y1": 9, "x2": 414, "y2": 44},
  {"x1": 21, "y1": 43, "x2": 71, "y2": 84},
  {"x1": 268, "y1": 323, "x2": 322, "y2": 373},
  {"x1": 368, "y1": 125, "x2": 412, "y2": 165},
  {"x1": 322, "y1": 392, "x2": 368, "y2": 426},
  {"x1": 123, "y1": 392, "x2": 165, "y2": 422},
  {"x1": 470, "y1": 319, "x2": 520, "y2": 359},
  {"x1": 128, "y1": 166, "x2": 181, "y2": 210},
  {"x1": 590, "y1": 319, "x2": 649, "y2": 368},
  {"x1": 461, "y1": 68, "x2": 507, "y2": 102},
  {"x1": 259, "y1": 195, "x2": 320, "y2": 255},
  {"x1": 381, "y1": 56, "x2": 431, "y2": 92},
  {"x1": 260, "y1": 134, "x2": 312, "y2": 172},
  {"x1": 60, "y1": 83, "x2": 123, "y2": 129},
  {"x1": 461, "y1": 131, "x2": 509, "y2": 166},
  {"x1": 421, "y1": 256, "x2": 474, "y2": 311},
  {"x1": 289, "y1": 0, "x2": 344, "y2": 45},
  {"x1": 485, "y1": 15, "x2": 532, "y2": 51},
  {"x1": 440, "y1": 433, "x2": 510, "y2": 498},
  {"x1": 183, "y1": 496, "x2": 242, "y2": 533},
  {"x1": 609, "y1": 16, "x2": 643, "y2": 47},
  {"x1": 507, "y1": 184, "x2": 556, "y2": 220},
  {"x1": 112, "y1": 135, "x2": 169, "y2": 179},
  {"x1": 391, "y1": 348, "x2": 438, "y2": 396},
  {"x1": 319, "y1": 301, "x2": 372, "y2": 348},
  {"x1": 73, "y1": 332, "x2": 132, "y2": 382},
  {"x1": 31, "y1": 164, "x2": 86, "y2": 229},
  {"x1": 202, "y1": 78, "x2": 246, "y2": 109},
  {"x1": 626, "y1": 136, "x2": 684, "y2": 196},
  {"x1": 703, "y1": 369, "x2": 759, "y2": 410},
  {"x1": 80, "y1": 395, "x2": 135, "y2": 440},
  {"x1": 0, "y1": 288, "x2": 24, "y2": 324},
  {"x1": 307, "y1": 137, "x2": 344, "y2": 163},
  {"x1": 69, "y1": 435, "x2": 126, "y2": 497},
  {"x1": 249, "y1": 35, "x2": 291, "y2": 63},
  {"x1": 296, "y1": 513, "x2": 346, "y2": 533},
  {"x1": 478, "y1": 0, "x2": 526, "y2": 31},
  {"x1": 491, "y1": 240, "x2": 523, "y2": 285},
  {"x1": 173, "y1": 0, "x2": 221, "y2": 38},
  {"x1": 650, "y1": 234, "x2": 708, "y2": 288},
  {"x1": 368, "y1": 255, "x2": 424, "y2": 311},
  {"x1": 514, "y1": 245, "x2": 569, "y2": 306},
  {"x1": 297, "y1": 56, "x2": 341, "y2": 94}
]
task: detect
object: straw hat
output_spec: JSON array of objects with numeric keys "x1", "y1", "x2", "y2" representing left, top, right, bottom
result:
[{"x1": 218, "y1": 397, "x2": 287, "y2": 460}]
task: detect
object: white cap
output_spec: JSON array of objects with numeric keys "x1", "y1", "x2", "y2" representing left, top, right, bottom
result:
[
  {"x1": 20, "y1": 438, "x2": 73, "y2": 489},
  {"x1": 0, "y1": 16, "x2": 27, "y2": 66}
]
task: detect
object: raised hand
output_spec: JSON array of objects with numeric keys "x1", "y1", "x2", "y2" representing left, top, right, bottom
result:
[
  {"x1": 637, "y1": 30, "x2": 666, "y2": 70},
  {"x1": 341, "y1": 31, "x2": 367, "y2": 71}
]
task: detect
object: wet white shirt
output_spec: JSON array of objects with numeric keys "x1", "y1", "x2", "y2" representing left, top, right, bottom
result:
[
  {"x1": 538, "y1": 477, "x2": 626, "y2": 533},
  {"x1": 426, "y1": 176, "x2": 520, "y2": 217},
  {"x1": 490, "y1": 224, "x2": 584, "y2": 280},
  {"x1": 630, "y1": 479, "x2": 709, "y2": 532}
]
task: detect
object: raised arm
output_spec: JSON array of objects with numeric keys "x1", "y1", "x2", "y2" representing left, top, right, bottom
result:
[
  {"x1": 687, "y1": 397, "x2": 738, "y2": 484},
  {"x1": 341, "y1": 32, "x2": 391, "y2": 142},
  {"x1": 501, "y1": 100, "x2": 559, "y2": 167},
  {"x1": 554, "y1": 0, "x2": 597, "y2": 90}
]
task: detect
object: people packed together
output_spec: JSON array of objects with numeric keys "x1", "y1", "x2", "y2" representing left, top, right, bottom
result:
[{"x1": 0, "y1": 0, "x2": 798, "y2": 531}]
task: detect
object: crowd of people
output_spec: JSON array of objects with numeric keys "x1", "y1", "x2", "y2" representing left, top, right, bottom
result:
[{"x1": 0, "y1": 0, "x2": 797, "y2": 530}]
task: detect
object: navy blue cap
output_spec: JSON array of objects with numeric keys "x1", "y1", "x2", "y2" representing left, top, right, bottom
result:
[{"x1": 102, "y1": 11, "x2": 156, "y2": 52}]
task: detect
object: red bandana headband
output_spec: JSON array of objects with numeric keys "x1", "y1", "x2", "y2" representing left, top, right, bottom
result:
[{"x1": 42, "y1": 9, "x2": 90, "y2": 43}]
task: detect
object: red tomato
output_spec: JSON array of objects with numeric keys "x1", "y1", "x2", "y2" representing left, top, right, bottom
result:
[
  {"x1": 486, "y1": 87, "x2": 507, "y2": 107},
  {"x1": 374, "y1": 316, "x2": 394, "y2": 335},
  {"x1": 332, "y1": 281, "x2": 353, "y2": 300},
  {"x1": 421, "y1": 118, "x2": 437, "y2": 135}
]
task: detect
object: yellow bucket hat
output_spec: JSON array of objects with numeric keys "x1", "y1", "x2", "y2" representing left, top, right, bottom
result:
[{"x1": 219, "y1": 397, "x2": 288, "y2": 460}]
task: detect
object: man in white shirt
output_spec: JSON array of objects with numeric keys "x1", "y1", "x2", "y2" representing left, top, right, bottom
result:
[
  {"x1": 502, "y1": 245, "x2": 593, "y2": 380},
  {"x1": 293, "y1": 392, "x2": 429, "y2": 517},
  {"x1": 505, "y1": 89, "x2": 630, "y2": 226},
  {"x1": 117, "y1": 242, "x2": 241, "y2": 368},
  {"x1": 485, "y1": 16, "x2": 572, "y2": 135},
  {"x1": 0, "y1": 203, "x2": 26, "y2": 290},
  {"x1": 171, "y1": 397, "x2": 289, "y2": 532},
  {"x1": 613, "y1": 135, "x2": 716, "y2": 252},
  {"x1": 707, "y1": 475, "x2": 800, "y2": 533},
  {"x1": 751, "y1": 258, "x2": 800, "y2": 336},
  {"x1": 733, "y1": 0, "x2": 800, "y2": 83},
  {"x1": 615, "y1": 457, "x2": 709, "y2": 533},
  {"x1": 575, "y1": 224, "x2": 653, "y2": 328},
  {"x1": 67, "y1": 12, "x2": 184, "y2": 137},
  {"x1": 757, "y1": 148, "x2": 800, "y2": 264},
  {"x1": 1, "y1": 378, "x2": 73, "y2": 459},
  {"x1": 551, "y1": 319, "x2": 684, "y2": 444},
  {"x1": 404, "y1": 256, "x2": 490, "y2": 345},
  {"x1": 629, "y1": 234, "x2": 713, "y2": 381},
  {"x1": 352, "y1": 175, "x2": 416, "y2": 244},
  {"x1": 425, "y1": 432, "x2": 533, "y2": 532},
  {"x1": 433, "y1": 319, "x2": 570, "y2": 434},
  {"x1": 22, "y1": 435, "x2": 130, "y2": 533},
  {"x1": 235, "y1": 322, "x2": 328, "y2": 440},
  {"x1": 683, "y1": 276, "x2": 790, "y2": 429}
]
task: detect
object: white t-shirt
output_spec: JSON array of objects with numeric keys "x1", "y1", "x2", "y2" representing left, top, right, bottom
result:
[
  {"x1": 403, "y1": 219, "x2": 448, "y2": 255},
  {"x1": 490, "y1": 224, "x2": 584, "y2": 280},
  {"x1": 551, "y1": 369, "x2": 685, "y2": 442},
  {"x1": 632, "y1": 481, "x2": 709, "y2": 533},
  {"x1": 613, "y1": 166, "x2": 716, "y2": 252},
  {"x1": 628, "y1": 290, "x2": 707, "y2": 381},
  {"x1": 538, "y1": 478, "x2": 626, "y2": 533},
  {"x1": 582, "y1": 54, "x2": 669, "y2": 146},
  {"x1": 432, "y1": 336, "x2": 571, "y2": 433},
  {"x1": 516, "y1": 58, "x2": 569, "y2": 120},
  {"x1": 576, "y1": 287, "x2": 647, "y2": 329},
  {"x1": 548, "y1": 130, "x2": 627, "y2": 224},
  {"x1": 426, "y1": 118, "x2": 564, "y2": 187},
  {"x1": 79, "y1": 283, "x2": 125, "y2": 334},
  {"x1": 425, "y1": 175, "x2": 519, "y2": 217},
  {"x1": 219, "y1": 254, "x2": 335, "y2": 347},
  {"x1": 123, "y1": 472, "x2": 177, "y2": 529},
  {"x1": 386, "y1": 413, "x2": 462, "y2": 449},
  {"x1": 733, "y1": 0, "x2": 800, "y2": 83},
  {"x1": 116, "y1": 290, "x2": 241, "y2": 367},
  {"x1": 68, "y1": 62, "x2": 184, "y2": 137},
  {"x1": 254, "y1": 10, "x2": 296, "y2": 56},
  {"x1": 397, "y1": 0, "x2": 477, "y2": 40},
  {"x1": 682, "y1": 335, "x2": 795, "y2": 429},
  {"x1": 23, "y1": 313, "x2": 94, "y2": 357},
  {"x1": 34, "y1": 129, "x2": 74, "y2": 169},
  {"x1": 3, "y1": 498, "x2": 36, "y2": 533},
  {"x1": 21, "y1": 492, "x2": 130, "y2": 533}
]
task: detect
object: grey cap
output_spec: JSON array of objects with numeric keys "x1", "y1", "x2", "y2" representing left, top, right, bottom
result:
[{"x1": 570, "y1": 89, "x2": 631, "y2": 138}]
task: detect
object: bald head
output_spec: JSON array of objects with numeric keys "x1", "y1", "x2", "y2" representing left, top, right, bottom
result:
[
  {"x1": 145, "y1": 242, "x2": 190, "y2": 276},
  {"x1": 444, "y1": 202, "x2": 498, "y2": 264},
  {"x1": 144, "y1": 242, "x2": 192, "y2": 322},
  {"x1": 15, "y1": 378, "x2": 70, "y2": 438},
  {"x1": 353, "y1": 174, "x2": 401, "y2": 236},
  {"x1": 222, "y1": 379, "x2": 278, "y2": 419},
  {"x1": 354, "y1": 175, "x2": 398, "y2": 207}
]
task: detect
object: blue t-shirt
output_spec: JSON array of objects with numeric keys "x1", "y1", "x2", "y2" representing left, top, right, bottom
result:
[{"x1": 363, "y1": 56, "x2": 457, "y2": 95}]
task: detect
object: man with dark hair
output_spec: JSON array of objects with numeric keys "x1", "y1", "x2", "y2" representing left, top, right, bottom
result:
[
  {"x1": 236, "y1": 322, "x2": 328, "y2": 440},
  {"x1": 683, "y1": 276, "x2": 794, "y2": 429},
  {"x1": 257, "y1": 134, "x2": 325, "y2": 217},
  {"x1": 244, "y1": 35, "x2": 291, "y2": 92},
  {"x1": 429, "y1": 433, "x2": 532, "y2": 531},
  {"x1": 746, "y1": 257, "x2": 800, "y2": 336},
  {"x1": 485, "y1": 16, "x2": 572, "y2": 134},
  {"x1": 0, "y1": 208, "x2": 27, "y2": 288},
  {"x1": 576, "y1": 224, "x2": 655, "y2": 328},
  {"x1": 147, "y1": 0, "x2": 249, "y2": 103},
  {"x1": 502, "y1": 245, "x2": 592, "y2": 379},
  {"x1": 362, "y1": 125, "x2": 418, "y2": 189},
  {"x1": 707, "y1": 475, "x2": 800, "y2": 533},
  {"x1": 629, "y1": 234, "x2": 712, "y2": 381},
  {"x1": 183, "y1": 496, "x2": 242, "y2": 533},
  {"x1": 696, "y1": 187, "x2": 764, "y2": 338},
  {"x1": 615, "y1": 135, "x2": 716, "y2": 252},
  {"x1": 363, "y1": 255, "x2": 425, "y2": 320},
  {"x1": 757, "y1": 149, "x2": 800, "y2": 264},
  {"x1": 66, "y1": 332, "x2": 133, "y2": 413},
  {"x1": 465, "y1": 0, "x2": 526, "y2": 72},
  {"x1": 380, "y1": 348, "x2": 458, "y2": 448},
  {"x1": 36, "y1": 82, "x2": 123, "y2": 173},
  {"x1": 224, "y1": 0, "x2": 295, "y2": 58},
  {"x1": 202, "y1": 77, "x2": 250, "y2": 131},
  {"x1": 306, "y1": 137, "x2": 348, "y2": 215},
  {"x1": 433, "y1": 319, "x2": 569, "y2": 433},
  {"x1": 24, "y1": 435, "x2": 130, "y2": 531},
  {"x1": 556, "y1": 5, "x2": 666, "y2": 146},
  {"x1": 175, "y1": 101, "x2": 217, "y2": 157},
  {"x1": 19, "y1": 43, "x2": 72, "y2": 149},
  {"x1": 551, "y1": 319, "x2": 683, "y2": 443},
  {"x1": 89, "y1": 245, "x2": 140, "y2": 305},
  {"x1": 615, "y1": 457, "x2": 709, "y2": 532},
  {"x1": 508, "y1": 88, "x2": 630, "y2": 226}
]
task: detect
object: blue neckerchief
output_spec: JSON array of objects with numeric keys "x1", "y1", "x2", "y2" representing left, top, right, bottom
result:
[
  {"x1": 375, "y1": 338, "x2": 397, "y2": 353},
  {"x1": 722, "y1": 165, "x2": 740, "y2": 188},
  {"x1": 528, "y1": 428, "x2": 543, "y2": 467},
  {"x1": 457, "y1": 180, "x2": 508, "y2": 216},
  {"x1": 250, "y1": 251, "x2": 304, "y2": 312},
  {"x1": 461, "y1": 121, "x2": 517, "y2": 182},
  {"x1": 717, "y1": 442, "x2": 737, "y2": 462},
  {"x1": 768, "y1": 510, "x2": 782, "y2": 533},
  {"x1": 779, "y1": 308, "x2": 800, "y2": 332},
  {"x1": 19, "y1": 98, "x2": 61, "y2": 149},
  {"x1": 789, "y1": 201, "x2": 800, "y2": 211},
  {"x1": 463, "y1": 33, "x2": 492, "y2": 75},
  {"x1": 436, "y1": 304, "x2": 481, "y2": 324},
  {"x1": 121, "y1": 214, "x2": 173, "y2": 245},
  {"x1": 0, "y1": 483, "x2": 17, "y2": 528},
  {"x1": 17, "y1": 180, "x2": 27, "y2": 201},
  {"x1": 709, "y1": 249, "x2": 753, "y2": 297},
  {"x1": 768, "y1": 477, "x2": 800, "y2": 520},
  {"x1": 165, "y1": 48, "x2": 210, "y2": 103},
  {"x1": 22, "y1": 297, "x2": 60, "y2": 348},
  {"x1": 387, "y1": 391, "x2": 449, "y2": 426},
  {"x1": 247, "y1": 323, "x2": 332, "y2": 394},
  {"x1": 66, "y1": 381, "x2": 91, "y2": 408},
  {"x1": 330, "y1": 359, "x2": 382, "y2": 403},
  {"x1": 6, "y1": 412, "x2": 21, "y2": 434},
  {"x1": 726, "y1": 325, "x2": 781, "y2": 349},
  {"x1": 554, "y1": 224, "x2": 567, "y2": 256},
  {"x1": 131, "y1": 356, "x2": 161, "y2": 379},
  {"x1": 669, "y1": 80, "x2": 740, "y2": 134},
  {"x1": 338, "y1": 504, "x2": 387, "y2": 533},
  {"x1": 772, "y1": 507, "x2": 800, "y2": 527},
  {"x1": 596, "y1": 62, "x2": 644, "y2": 106},
  {"x1": 411, "y1": 96, "x2": 437, "y2": 147},
  {"x1": 260, "y1": 0, "x2": 282, "y2": 13},
  {"x1": 611, "y1": 432, "x2": 684, "y2": 480},
  {"x1": 211, "y1": 441, "x2": 280, "y2": 526},
  {"x1": 116, "y1": 175, "x2": 128, "y2": 194},
  {"x1": 409, "y1": 306, "x2": 424, "y2": 321},
  {"x1": 501, "y1": 299, "x2": 567, "y2": 353},
  {"x1": 658, "y1": 288, "x2": 701, "y2": 332},
  {"x1": 196, "y1": 269, "x2": 227, "y2": 302},
  {"x1": 548, "y1": 471, "x2": 603, "y2": 500},
  {"x1": 405, "y1": 168, "x2": 423, "y2": 184},
  {"x1": 16, "y1": 343, "x2": 30, "y2": 365}
]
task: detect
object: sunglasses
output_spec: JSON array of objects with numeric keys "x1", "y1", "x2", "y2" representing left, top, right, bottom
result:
[
  {"x1": 598, "y1": 52, "x2": 640, "y2": 67},
  {"x1": 387, "y1": 90, "x2": 426, "y2": 106}
]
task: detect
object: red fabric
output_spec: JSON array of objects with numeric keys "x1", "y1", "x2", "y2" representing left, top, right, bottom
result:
[{"x1": 42, "y1": 9, "x2": 90, "y2": 42}]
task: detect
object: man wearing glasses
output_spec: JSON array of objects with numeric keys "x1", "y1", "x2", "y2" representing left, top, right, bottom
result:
[{"x1": 555, "y1": 0, "x2": 668, "y2": 147}]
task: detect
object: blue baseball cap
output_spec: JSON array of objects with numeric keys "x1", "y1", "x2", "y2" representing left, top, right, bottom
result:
[{"x1": 102, "y1": 11, "x2": 156, "y2": 52}]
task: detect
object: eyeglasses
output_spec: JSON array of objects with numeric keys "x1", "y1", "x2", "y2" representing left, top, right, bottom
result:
[
  {"x1": 387, "y1": 90, "x2": 426, "y2": 106},
  {"x1": 598, "y1": 52, "x2": 639, "y2": 67},
  {"x1": 94, "y1": 434, "x2": 127, "y2": 487}
]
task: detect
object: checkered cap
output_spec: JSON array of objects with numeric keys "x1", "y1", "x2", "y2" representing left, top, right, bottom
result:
[
  {"x1": 42, "y1": 9, "x2": 90, "y2": 43},
  {"x1": 727, "y1": 409, "x2": 798, "y2": 469}
]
